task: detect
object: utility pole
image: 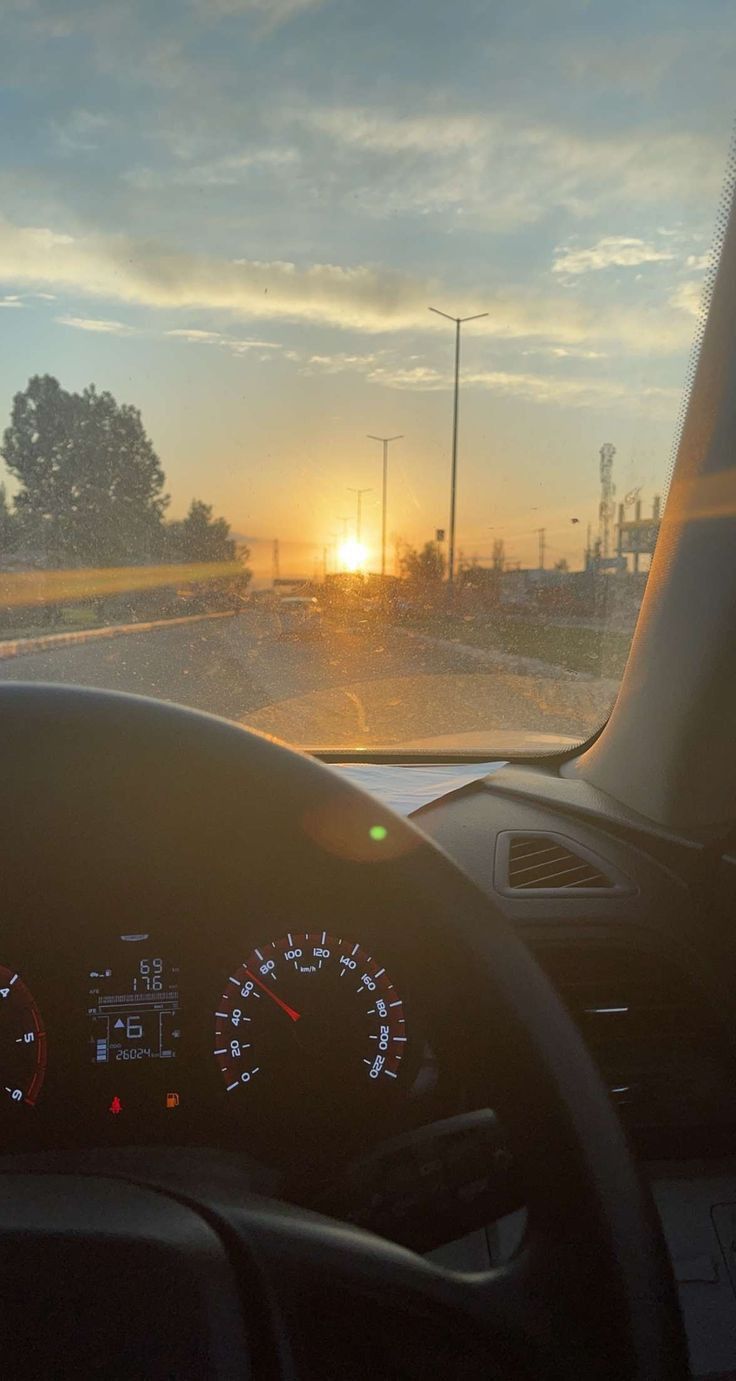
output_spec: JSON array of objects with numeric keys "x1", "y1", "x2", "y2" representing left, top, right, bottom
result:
[
  {"x1": 347, "y1": 487, "x2": 372, "y2": 545},
  {"x1": 272, "y1": 538, "x2": 280, "y2": 585},
  {"x1": 367, "y1": 434, "x2": 402, "y2": 579},
  {"x1": 633, "y1": 496, "x2": 642, "y2": 573},
  {"x1": 429, "y1": 306, "x2": 488, "y2": 586},
  {"x1": 536, "y1": 527, "x2": 546, "y2": 571},
  {"x1": 598, "y1": 442, "x2": 616, "y2": 558}
]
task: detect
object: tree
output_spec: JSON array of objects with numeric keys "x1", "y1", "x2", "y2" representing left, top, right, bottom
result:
[
  {"x1": 400, "y1": 540, "x2": 445, "y2": 585},
  {"x1": 0, "y1": 484, "x2": 17, "y2": 556},
  {"x1": 1, "y1": 375, "x2": 168, "y2": 566},
  {"x1": 554, "y1": 557, "x2": 569, "y2": 572},
  {"x1": 165, "y1": 499, "x2": 237, "y2": 564}
]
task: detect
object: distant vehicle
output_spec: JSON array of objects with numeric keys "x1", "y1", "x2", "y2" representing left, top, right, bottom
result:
[{"x1": 277, "y1": 596, "x2": 322, "y2": 638}]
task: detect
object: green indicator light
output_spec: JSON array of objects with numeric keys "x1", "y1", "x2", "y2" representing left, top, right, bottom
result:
[{"x1": 369, "y1": 824, "x2": 388, "y2": 842}]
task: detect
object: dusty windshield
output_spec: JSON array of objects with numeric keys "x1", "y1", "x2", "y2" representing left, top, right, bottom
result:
[{"x1": 0, "y1": 2, "x2": 733, "y2": 753}]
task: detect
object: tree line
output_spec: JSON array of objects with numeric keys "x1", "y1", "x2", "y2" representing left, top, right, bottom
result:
[{"x1": 0, "y1": 375, "x2": 246, "y2": 571}]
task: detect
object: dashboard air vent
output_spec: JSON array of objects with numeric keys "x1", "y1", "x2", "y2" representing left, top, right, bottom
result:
[
  {"x1": 503, "y1": 833, "x2": 615, "y2": 892},
  {"x1": 532, "y1": 940, "x2": 736, "y2": 1129}
]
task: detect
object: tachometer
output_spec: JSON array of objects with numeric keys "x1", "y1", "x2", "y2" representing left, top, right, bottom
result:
[
  {"x1": 0, "y1": 966, "x2": 46, "y2": 1108},
  {"x1": 214, "y1": 932, "x2": 407, "y2": 1097}
]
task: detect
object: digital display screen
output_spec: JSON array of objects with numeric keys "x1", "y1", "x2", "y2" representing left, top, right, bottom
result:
[{"x1": 88, "y1": 940, "x2": 180, "y2": 1067}]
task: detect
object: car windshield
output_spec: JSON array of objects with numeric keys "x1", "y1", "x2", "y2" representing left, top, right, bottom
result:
[{"x1": 0, "y1": 2, "x2": 734, "y2": 754}]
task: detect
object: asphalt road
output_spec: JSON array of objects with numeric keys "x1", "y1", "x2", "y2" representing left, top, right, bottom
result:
[{"x1": 0, "y1": 610, "x2": 617, "y2": 750}]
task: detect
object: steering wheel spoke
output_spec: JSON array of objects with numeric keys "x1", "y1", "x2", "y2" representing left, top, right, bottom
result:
[
  {"x1": 216, "y1": 1193, "x2": 523, "y2": 1378},
  {"x1": 204, "y1": 1191, "x2": 606, "y2": 1380}
]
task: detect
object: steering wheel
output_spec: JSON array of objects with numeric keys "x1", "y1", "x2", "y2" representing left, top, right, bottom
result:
[{"x1": 0, "y1": 685, "x2": 687, "y2": 1380}]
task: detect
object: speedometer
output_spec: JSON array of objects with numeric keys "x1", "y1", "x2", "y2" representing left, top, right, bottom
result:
[{"x1": 214, "y1": 932, "x2": 407, "y2": 1097}]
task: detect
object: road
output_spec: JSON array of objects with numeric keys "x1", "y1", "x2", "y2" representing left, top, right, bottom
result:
[{"x1": 0, "y1": 610, "x2": 617, "y2": 750}]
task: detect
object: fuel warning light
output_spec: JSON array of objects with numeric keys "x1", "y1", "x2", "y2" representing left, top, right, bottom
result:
[
  {"x1": 165, "y1": 1092, "x2": 180, "y2": 1109},
  {"x1": 109, "y1": 1096, "x2": 122, "y2": 1115}
]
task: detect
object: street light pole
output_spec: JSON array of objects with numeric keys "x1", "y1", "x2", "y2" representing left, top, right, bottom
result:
[
  {"x1": 429, "y1": 307, "x2": 488, "y2": 586},
  {"x1": 347, "y1": 487, "x2": 372, "y2": 545},
  {"x1": 368, "y1": 434, "x2": 403, "y2": 578}
]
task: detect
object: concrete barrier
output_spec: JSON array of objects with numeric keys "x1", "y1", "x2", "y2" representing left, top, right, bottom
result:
[{"x1": 0, "y1": 610, "x2": 237, "y2": 661}]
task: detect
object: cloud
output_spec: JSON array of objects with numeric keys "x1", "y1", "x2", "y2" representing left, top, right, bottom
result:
[
  {"x1": 0, "y1": 216, "x2": 436, "y2": 331},
  {"x1": 297, "y1": 349, "x2": 679, "y2": 415},
  {"x1": 52, "y1": 108, "x2": 109, "y2": 154},
  {"x1": 303, "y1": 350, "x2": 384, "y2": 374},
  {"x1": 374, "y1": 362, "x2": 679, "y2": 415},
  {"x1": 462, "y1": 370, "x2": 678, "y2": 413},
  {"x1": 56, "y1": 315, "x2": 136, "y2": 334},
  {"x1": 190, "y1": 0, "x2": 325, "y2": 24},
  {"x1": 553, "y1": 236, "x2": 676, "y2": 276},
  {"x1": 166, "y1": 328, "x2": 224, "y2": 343},
  {"x1": 126, "y1": 146, "x2": 298, "y2": 191},
  {"x1": 0, "y1": 294, "x2": 24, "y2": 308},
  {"x1": 308, "y1": 109, "x2": 487, "y2": 155},
  {"x1": 522, "y1": 345, "x2": 607, "y2": 360},
  {"x1": 669, "y1": 281, "x2": 703, "y2": 318},
  {"x1": 166, "y1": 327, "x2": 282, "y2": 353},
  {"x1": 299, "y1": 107, "x2": 722, "y2": 229},
  {"x1": 0, "y1": 216, "x2": 695, "y2": 352},
  {"x1": 226, "y1": 337, "x2": 281, "y2": 353}
]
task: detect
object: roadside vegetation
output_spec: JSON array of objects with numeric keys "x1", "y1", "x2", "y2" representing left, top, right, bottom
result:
[{"x1": 0, "y1": 375, "x2": 250, "y2": 635}]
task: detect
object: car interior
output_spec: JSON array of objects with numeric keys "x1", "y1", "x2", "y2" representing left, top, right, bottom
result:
[
  {"x1": 2, "y1": 6, "x2": 736, "y2": 1379},
  {"x1": 0, "y1": 169, "x2": 734, "y2": 1378}
]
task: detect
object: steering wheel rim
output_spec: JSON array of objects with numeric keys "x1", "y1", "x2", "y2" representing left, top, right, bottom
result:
[{"x1": 0, "y1": 684, "x2": 687, "y2": 1380}]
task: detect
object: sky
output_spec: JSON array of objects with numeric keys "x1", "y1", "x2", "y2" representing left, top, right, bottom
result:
[{"x1": 0, "y1": 0, "x2": 734, "y2": 579}]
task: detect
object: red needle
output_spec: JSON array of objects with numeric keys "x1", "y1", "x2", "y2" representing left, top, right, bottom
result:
[{"x1": 244, "y1": 968, "x2": 301, "y2": 1022}]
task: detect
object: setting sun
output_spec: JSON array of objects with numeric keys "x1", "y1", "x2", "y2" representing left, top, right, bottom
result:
[{"x1": 337, "y1": 539, "x2": 368, "y2": 573}]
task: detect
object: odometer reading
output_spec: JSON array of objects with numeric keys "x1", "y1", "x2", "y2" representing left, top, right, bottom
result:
[{"x1": 214, "y1": 932, "x2": 407, "y2": 1096}]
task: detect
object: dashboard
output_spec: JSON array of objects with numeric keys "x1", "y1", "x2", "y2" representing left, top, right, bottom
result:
[
  {"x1": 3, "y1": 718, "x2": 736, "y2": 1377},
  {"x1": 0, "y1": 900, "x2": 518, "y2": 1250},
  {"x1": 3, "y1": 758, "x2": 735, "y2": 1165},
  {"x1": 1, "y1": 921, "x2": 457, "y2": 1158},
  {"x1": 414, "y1": 763, "x2": 736, "y2": 1379}
]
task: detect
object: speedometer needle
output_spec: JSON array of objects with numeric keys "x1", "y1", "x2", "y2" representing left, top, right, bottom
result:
[{"x1": 244, "y1": 968, "x2": 301, "y2": 1022}]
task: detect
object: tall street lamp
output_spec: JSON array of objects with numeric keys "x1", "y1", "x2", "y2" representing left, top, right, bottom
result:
[
  {"x1": 429, "y1": 307, "x2": 488, "y2": 585},
  {"x1": 347, "y1": 487, "x2": 372, "y2": 545},
  {"x1": 367, "y1": 434, "x2": 403, "y2": 578}
]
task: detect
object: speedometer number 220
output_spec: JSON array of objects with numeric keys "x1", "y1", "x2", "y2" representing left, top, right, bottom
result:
[{"x1": 213, "y1": 932, "x2": 407, "y2": 1096}]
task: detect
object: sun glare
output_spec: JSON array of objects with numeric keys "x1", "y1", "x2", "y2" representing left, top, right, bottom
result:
[{"x1": 337, "y1": 539, "x2": 368, "y2": 573}]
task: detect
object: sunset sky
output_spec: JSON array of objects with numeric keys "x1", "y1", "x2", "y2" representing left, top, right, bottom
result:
[{"x1": 1, "y1": 0, "x2": 734, "y2": 579}]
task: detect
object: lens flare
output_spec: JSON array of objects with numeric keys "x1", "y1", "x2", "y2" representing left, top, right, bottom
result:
[{"x1": 337, "y1": 539, "x2": 368, "y2": 573}]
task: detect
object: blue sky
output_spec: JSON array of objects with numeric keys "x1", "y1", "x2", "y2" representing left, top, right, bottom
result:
[{"x1": 0, "y1": 0, "x2": 734, "y2": 576}]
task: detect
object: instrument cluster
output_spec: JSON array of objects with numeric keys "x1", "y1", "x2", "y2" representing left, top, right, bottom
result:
[{"x1": 0, "y1": 924, "x2": 464, "y2": 1177}]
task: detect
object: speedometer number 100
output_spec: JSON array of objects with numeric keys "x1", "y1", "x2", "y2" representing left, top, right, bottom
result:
[{"x1": 214, "y1": 932, "x2": 407, "y2": 1096}]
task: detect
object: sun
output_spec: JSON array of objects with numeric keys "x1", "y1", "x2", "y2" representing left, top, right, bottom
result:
[{"x1": 337, "y1": 538, "x2": 368, "y2": 573}]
